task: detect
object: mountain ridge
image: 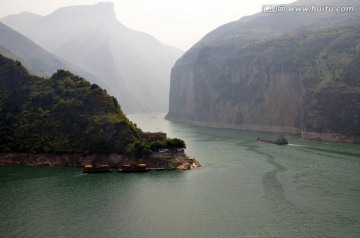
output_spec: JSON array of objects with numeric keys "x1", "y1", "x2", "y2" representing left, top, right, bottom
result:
[
  {"x1": 0, "y1": 22, "x2": 103, "y2": 86},
  {"x1": 2, "y1": 2, "x2": 183, "y2": 113}
]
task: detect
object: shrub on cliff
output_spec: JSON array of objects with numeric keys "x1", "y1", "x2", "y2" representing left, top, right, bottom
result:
[{"x1": 149, "y1": 138, "x2": 186, "y2": 151}]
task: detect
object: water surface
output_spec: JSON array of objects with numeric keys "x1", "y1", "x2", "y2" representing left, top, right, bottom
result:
[{"x1": 1, "y1": 113, "x2": 359, "y2": 238}]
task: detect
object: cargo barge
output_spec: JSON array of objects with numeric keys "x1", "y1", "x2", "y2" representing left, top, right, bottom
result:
[
  {"x1": 83, "y1": 164, "x2": 112, "y2": 173},
  {"x1": 117, "y1": 164, "x2": 150, "y2": 173},
  {"x1": 256, "y1": 135, "x2": 288, "y2": 145}
]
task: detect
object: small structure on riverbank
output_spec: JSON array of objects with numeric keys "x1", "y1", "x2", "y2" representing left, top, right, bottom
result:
[{"x1": 0, "y1": 131, "x2": 200, "y2": 171}]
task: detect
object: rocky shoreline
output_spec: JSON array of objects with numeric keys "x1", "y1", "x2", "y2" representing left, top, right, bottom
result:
[
  {"x1": 302, "y1": 132, "x2": 360, "y2": 144},
  {"x1": 0, "y1": 153, "x2": 201, "y2": 170}
]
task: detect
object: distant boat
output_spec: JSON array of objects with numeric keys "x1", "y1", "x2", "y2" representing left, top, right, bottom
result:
[
  {"x1": 83, "y1": 164, "x2": 112, "y2": 173},
  {"x1": 117, "y1": 164, "x2": 150, "y2": 173},
  {"x1": 256, "y1": 135, "x2": 288, "y2": 145}
]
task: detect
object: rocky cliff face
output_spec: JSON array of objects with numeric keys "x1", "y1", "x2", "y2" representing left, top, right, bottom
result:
[
  {"x1": 167, "y1": 0, "x2": 360, "y2": 142},
  {"x1": 171, "y1": 51, "x2": 305, "y2": 131}
]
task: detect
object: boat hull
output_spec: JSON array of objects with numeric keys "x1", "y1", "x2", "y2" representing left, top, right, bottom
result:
[
  {"x1": 83, "y1": 164, "x2": 112, "y2": 173},
  {"x1": 256, "y1": 137, "x2": 288, "y2": 145},
  {"x1": 117, "y1": 169, "x2": 149, "y2": 173},
  {"x1": 83, "y1": 169, "x2": 112, "y2": 174},
  {"x1": 118, "y1": 164, "x2": 150, "y2": 173}
]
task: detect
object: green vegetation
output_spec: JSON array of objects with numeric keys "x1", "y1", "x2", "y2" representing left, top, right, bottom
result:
[
  {"x1": 124, "y1": 138, "x2": 186, "y2": 156},
  {"x1": 229, "y1": 25, "x2": 360, "y2": 91},
  {"x1": 215, "y1": 25, "x2": 360, "y2": 134},
  {"x1": 149, "y1": 138, "x2": 186, "y2": 151},
  {"x1": 0, "y1": 54, "x2": 190, "y2": 155},
  {"x1": 0, "y1": 54, "x2": 140, "y2": 154},
  {"x1": 124, "y1": 141, "x2": 152, "y2": 156}
]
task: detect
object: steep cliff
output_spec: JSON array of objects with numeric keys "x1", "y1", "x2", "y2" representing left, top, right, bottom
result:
[{"x1": 167, "y1": 0, "x2": 360, "y2": 142}]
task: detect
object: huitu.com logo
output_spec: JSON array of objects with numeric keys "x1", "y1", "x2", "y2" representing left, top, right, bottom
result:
[{"x1": 262, "y1": 4, "x2": 355, "y2": 13}]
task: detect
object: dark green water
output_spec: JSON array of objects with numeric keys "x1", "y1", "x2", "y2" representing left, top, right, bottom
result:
[{"x1": 1, "y1": 113, "x2": 359, "y2": 238}]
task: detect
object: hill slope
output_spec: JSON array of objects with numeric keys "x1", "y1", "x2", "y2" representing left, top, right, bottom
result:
[
  {"x1": 2, "y1": 2, "x2": 183, "y2": 113},
  {"x1": 0, "y1": 54, "x2": 139, "y2": 154}
]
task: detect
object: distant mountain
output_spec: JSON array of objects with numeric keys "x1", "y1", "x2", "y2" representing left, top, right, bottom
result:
[
  {"x1": 0, "y1": 54, "x2": 139, "y2": 154},
  {"x1": 0, "y1": 22, "x2": 102, "y2": 85},
  {"x1": 2, "y1": 2, "x2": 183, "y2": 113},
  {"x1": 166, "y1": 0, "x2": 360, "y2": 143}
]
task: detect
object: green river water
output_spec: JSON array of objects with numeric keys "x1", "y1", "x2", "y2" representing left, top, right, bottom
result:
[{"x1": 1, "y1": 113, "x2": 359, "y2": 238}]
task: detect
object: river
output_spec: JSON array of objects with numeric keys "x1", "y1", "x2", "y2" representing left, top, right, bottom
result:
[{"x1": 0, "y1": 113, "x2": 359, "y2": 238}]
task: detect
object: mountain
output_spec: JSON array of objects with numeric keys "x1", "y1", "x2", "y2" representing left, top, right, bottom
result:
[
  {"x1": 1, "y1": 2, "x2": 183, "y2": 113},
  {"x1": 166, "y1": 0, "x2": 360, "y2": 142},
  {"x1": 0, "y1": 54, "x2": 139, "y2": 154},
  {"x1": 0, "y1": 22, "x2": 102, "y2": 85}
]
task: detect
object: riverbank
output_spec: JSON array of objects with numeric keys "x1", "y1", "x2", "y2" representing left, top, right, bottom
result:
[
  {"x1": 166, "y1": 117, "x2": 359, "y2": 144},
  {"x1": 302, "y1": 132, "x2": 360, "y2": 144},
  {"x1": 0, "y1": 153, "x2": 201, "y2": 170}
]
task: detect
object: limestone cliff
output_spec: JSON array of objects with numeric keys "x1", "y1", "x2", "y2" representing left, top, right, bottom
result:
[{"x1": 167, "y1": 4, "x2": 360, "y2": 143}]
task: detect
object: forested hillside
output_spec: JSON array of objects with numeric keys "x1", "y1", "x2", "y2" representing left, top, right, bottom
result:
[{"x1": 0, "y1": 54, "x2": 139, "y2": 154}]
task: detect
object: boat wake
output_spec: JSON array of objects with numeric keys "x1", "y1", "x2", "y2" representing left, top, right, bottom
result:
[{"x1": 288, "y1": 144, "x2": 303, "y2": 147}]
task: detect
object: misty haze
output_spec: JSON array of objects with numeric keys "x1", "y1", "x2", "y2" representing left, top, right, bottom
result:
[{"x1": 0, "y1": 0, "x2": 359, "y2": 238}]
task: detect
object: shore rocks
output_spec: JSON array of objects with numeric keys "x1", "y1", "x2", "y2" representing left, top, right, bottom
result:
[{"x1": 0, "y1": 153, "x2": 201, "y2": 170}]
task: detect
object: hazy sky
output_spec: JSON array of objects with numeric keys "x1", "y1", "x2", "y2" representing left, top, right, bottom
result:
[{"x1": 0, "y1": 0, "x2": 295, "y2": 50}]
